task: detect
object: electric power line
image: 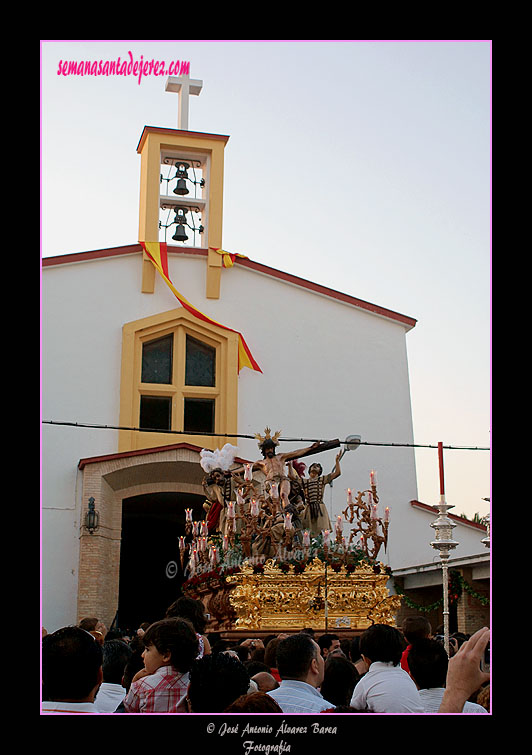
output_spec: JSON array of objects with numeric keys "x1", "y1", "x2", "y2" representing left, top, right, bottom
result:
[{"x1": 41, "y1": 420, "x2": 489, "y2": 451}]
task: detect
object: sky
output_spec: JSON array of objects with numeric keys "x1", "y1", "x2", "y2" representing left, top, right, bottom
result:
[{"x1": 41, "y1": 40, "x2": 491, "y2": 521}]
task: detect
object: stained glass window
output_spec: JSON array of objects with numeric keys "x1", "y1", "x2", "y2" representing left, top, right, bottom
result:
[
  {"x1": 142, "y1": 335, "x2": 173, "y2": 384},
  {"x1": 185, "y1": 336, "x2": 215, "y2": 386}
]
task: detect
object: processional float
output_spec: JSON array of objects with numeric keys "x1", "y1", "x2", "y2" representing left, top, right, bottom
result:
[{"x1": 180, "y1": 429, "x2": 401, "y2": 632}]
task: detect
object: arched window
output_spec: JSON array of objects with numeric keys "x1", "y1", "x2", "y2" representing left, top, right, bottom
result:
[{"x1": 119, "y1": 308, "x2": 238, "y2": 452}]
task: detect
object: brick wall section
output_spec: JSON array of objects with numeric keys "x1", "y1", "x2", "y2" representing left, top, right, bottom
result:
[
  {"x1": 455, "y1": 567, "x2": 490, "y2": 634},
  {"x1": 395, "y1": 568, "x2": 490, "y2": 637},
  {"x1": 77, "y1": 446, "x2": 204, "y2": 629},
  {"x1": 395, "y1": 586, "x2": 442, "y2": 635}
]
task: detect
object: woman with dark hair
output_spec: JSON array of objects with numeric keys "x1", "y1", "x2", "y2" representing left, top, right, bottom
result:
[
  {"x1": 186, "y1": 652, "x2": 251, "y2": 712},
  {"x1": 79, "y1": 616, "x2": 107, "y2": 645},
  {"x1": 319, "y1": 655, "x2": 360, "y2": 708},
  {"x1": 225, "y1": 691, "x2": 282, "y2": 713},
  {"x1": 165, "y1": 596, "x2": 211, "y2": 657}
]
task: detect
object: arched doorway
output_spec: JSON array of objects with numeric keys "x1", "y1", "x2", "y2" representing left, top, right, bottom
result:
[
  {"x1": 117, "y1": 490, "x2": 205, "y2": 630},
  {"x1": 77, "y1": 443, "x2": 207, "y2": 629}
]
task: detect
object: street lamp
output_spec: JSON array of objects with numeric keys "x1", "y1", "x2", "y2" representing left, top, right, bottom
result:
[
  {"x1": 429, "y1": 443, "x2": 458, "y2": 656},
  {"x1": 480, "y1": 498, "x2": 490, "y2": 549},
  {"x1": 339, "y1": 434, "x2": 361, "y2": 460},
  {"x1": 84, "y1": 497, "x2": 100, "y2": 534}
]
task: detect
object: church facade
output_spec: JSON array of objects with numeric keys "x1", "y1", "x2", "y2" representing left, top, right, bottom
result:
[{"x1": 41, "y1": 76, "x2": 488, "y2": 634}]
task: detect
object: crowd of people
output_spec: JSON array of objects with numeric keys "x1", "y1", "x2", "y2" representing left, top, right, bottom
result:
[{"x1": 41, "y1": 598, "x2": 490, "y2": 715}]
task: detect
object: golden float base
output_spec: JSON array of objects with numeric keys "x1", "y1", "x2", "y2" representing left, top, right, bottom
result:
[{"x1": 184, "y1": 558, "x2": 401, "y2": 633}]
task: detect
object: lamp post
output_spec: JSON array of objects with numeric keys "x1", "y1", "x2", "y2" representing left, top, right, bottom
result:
[
  {"x1": 481, "y1": 498, "x2": 490, "y2": 549},
  {"x1": 429, "y1": 443, "x2": 458, "y2": 656}
]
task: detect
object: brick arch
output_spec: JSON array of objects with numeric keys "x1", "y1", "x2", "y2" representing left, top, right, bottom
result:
[{"x1": 76, "y1": 443, "x2": 205, "y2": 628}]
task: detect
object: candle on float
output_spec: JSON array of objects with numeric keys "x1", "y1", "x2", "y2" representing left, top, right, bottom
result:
[
  {"x1": 210, "y1": 546, "x2": 218, "y2": 566},
  {"x1": 178, "y1": 536, "x2": 186, "y2": 551},
  {"x1": 284, "y1": 512, "x2": 293, "y2": 530},
  {"x1": 227, "y1": 502, "x2": 235, "y2": 518},
  {"x1": 385, "y1": 507, "x2": 390, "y2": 522},
  {"x1": 200, "y1": 536, "x2": 207, "y2": 552},
  {"x1": 185, "y1": 508, "x2": 193, "y2": 522},
  {"x1": 303, "y1": 530, "x2": 311, "y2": 547},
  {"x1": 190, "y1": 549, "x2": 197, "y2": 566},
  {"x1": 371, "y1": 503, "x2": 378, "y2": 520},
  {"x1": 336, "y1": 515, "x2": 343, "y2": 533},
  {"x1": 322, "y1": 529, "x2": 330, "y2": 546},
  {"x1": 251, "y1": 499, "x2": 259, "y2": 517},
  {"x1": 347, "y1": 488, "x2": 353, "y2": 504},
  {"x1": 223, "y1": 535, "x2": 229, "y2": 551},
  {"x1": 236, "y1": 489, "x2": 245, "y2": 507},
  {"x1": 192, "y1": 521, "x2": 199, "y2": 537},
  {"x1": 370, "y1": 470, "x2": 377, "y2": 487},
  {"x1": 271, "y1": 482, "x2": 279, "y2": 499},
  {"x1": 244, "y1": 464, "x2": 252, "y2": 481},
  {"x1": 201, "y1": 521, "x2": 208, "y2": 536}
]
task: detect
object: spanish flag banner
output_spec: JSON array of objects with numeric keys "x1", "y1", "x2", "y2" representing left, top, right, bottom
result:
[
  {"x1": 140, "y1": 242, "x2": 262, "y2": 374},
  {"x1": 209, "y1": 247, "x2": 248, "y2": 268}
]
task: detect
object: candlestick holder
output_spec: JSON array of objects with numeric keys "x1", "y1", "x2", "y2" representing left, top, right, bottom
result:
[
  {"x1": 342, "y1": 482, "x2": 389, "y2": 561},
  {"x1": 280, "y1": 521, "x2": 295, "y2": 553},
  {"x1": 235, "y1": 504, "x2": 260, "y2": 558}
]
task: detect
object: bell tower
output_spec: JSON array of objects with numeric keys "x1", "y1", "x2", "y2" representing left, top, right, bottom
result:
[{"x1": 137, "y1": 73, "x2": 229, "y2": 299}]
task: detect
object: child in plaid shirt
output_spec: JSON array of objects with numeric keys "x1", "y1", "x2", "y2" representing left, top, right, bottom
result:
[{"x1": 123, "y1": 617, "x2": 199, "y2": 713}]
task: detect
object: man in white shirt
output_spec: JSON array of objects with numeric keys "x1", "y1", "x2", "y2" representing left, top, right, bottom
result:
[
  {"x1": 94, "y1": 639, "x2": 132, "y2": 712},
  {"x1": 42, "y1": 626, "x2": 103, "y2": 714},
  {"x1": 267, "y1": 633, "x2": 334, "y2": 713},
  {"x1": 407, "y1": 638, "x2": 487, "y2": 713},
  {"x1": 349, "y1": 624, "x2": 424, "y2": 713}
]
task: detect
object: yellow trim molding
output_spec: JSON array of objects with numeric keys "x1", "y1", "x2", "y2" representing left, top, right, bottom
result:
[{"x1": 119, "y1": 307, "x2": 238, "y2": 453}]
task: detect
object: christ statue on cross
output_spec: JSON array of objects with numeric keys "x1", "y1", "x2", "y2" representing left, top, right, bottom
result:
[{"x1": 239, "y1": 428, "x2": 339, "y2": 510}]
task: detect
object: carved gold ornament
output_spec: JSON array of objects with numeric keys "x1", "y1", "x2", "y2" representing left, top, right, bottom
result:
[{"x1": 225, "y1": 558, "x2": 401, "y2": 631}]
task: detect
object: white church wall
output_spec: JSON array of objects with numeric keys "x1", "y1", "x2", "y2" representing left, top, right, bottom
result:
[{"x1": 41, "y1": 502, "x2": 80, "y2": 633}]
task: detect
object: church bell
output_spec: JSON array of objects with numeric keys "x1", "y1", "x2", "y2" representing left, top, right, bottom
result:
[
  {"x1": 172, "y1": 223, "x2": 189, "y2": 242},
  {"x1": 173, "y1": 178, "x2": 189, "y2": 196},
  {"x1": 173, "y1": 162, "x2": 190, "y2": 195}
]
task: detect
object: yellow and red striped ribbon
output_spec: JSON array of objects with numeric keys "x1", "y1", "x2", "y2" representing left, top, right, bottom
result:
[
  {"x1": 209, "y1": 246, "x2": 248, "y2": 268},
  {"x1": 141, "y1": 242, "x2": 261, "y2": 374}
]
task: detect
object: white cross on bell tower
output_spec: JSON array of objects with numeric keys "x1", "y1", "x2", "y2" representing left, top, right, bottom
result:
[
  {"x1": 138, "y1": 74, "x2": 228, "y2": 299},
  {"x1": 165, "y1": 74, "x2": 203, "y2": 130}
]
